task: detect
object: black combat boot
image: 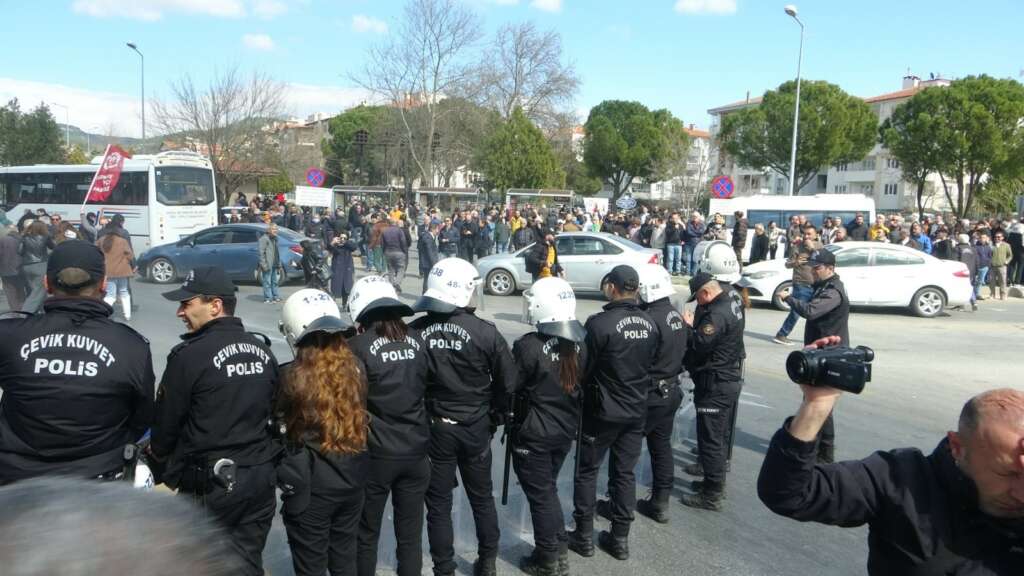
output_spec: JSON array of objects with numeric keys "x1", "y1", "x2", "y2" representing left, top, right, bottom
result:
[
  {"x1": 680, "y1": 480, "x2": 725, "y2": 511},
  {"x1": 635, "y1": 489, "x2": 671, "y2": 524},
  {"x1": 473, "y1": 556, "x2": 497, "y2": 576},
  {"x1": 557, "y1": 540, "x2": 570, "y2": 576},
  {"x1": 690, "y1": 479, "x2": 728, "y2": 499},
  {"x1": 519, "y1": 551, "x2": 561, "y2": 576},
  {"x1": 567, "y1": 521, "x2": 594, "y2": 557},
  {"x1": 597, "y1": 530, "x2": 629, "y2": 561}
]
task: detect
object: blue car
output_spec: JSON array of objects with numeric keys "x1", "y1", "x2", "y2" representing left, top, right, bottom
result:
[{"x1": 138, "y1": 223, "x2": 308, "y2": 284}]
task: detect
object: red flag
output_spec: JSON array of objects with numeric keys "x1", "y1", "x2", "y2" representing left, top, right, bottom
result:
[{"x1": 85, "y1": 145, "x2": 132, "y2": 203}]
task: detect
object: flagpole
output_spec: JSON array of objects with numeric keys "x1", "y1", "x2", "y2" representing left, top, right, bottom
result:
[{"x1": 80, "y1": 144, "x2": 111, "y2": 217}]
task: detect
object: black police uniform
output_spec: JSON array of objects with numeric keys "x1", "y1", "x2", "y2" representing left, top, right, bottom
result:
[
  {"x1": 786, "y1": 272, "x2": 849, "y2": 464},
  {"x1": 152, "y1": 315, "x2": 280, "y2": 576},
  {"x1": 571, "y1": 298, "x2": 659, "y2": 550},
  {"x1": 0, "y1": 298, "x2": 154, "y2": 484},
  {"x1": 637, "y1": 296, "x2": 687, "y2": 518},
  {"x1": 510, "y1": 332, "x2": 586, "y2": 569},
  {"x1": 350, "y1": 326, "x2": 431, "y2": 576},
  {"x1": 409, "y1": 307, "x2": 516, "y2": 576},
  {"x1": 758, "y1": 427, "x2": 1023, "y2": 575},
  {"x1": 684, "y1": 283, "x2": 745, "y2": 501}
]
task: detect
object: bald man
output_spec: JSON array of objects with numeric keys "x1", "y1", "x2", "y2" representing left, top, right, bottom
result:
[{"x1": 758, "y1": 343, "x2": 1023, "y2": 574}]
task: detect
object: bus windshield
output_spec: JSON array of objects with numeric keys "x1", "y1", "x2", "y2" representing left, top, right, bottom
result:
[{"x1": 156, "y1": 167, "x2": 215, "y2": 206}]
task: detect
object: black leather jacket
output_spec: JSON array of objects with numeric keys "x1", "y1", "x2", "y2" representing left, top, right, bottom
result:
[{"x1": 18, "y1": 234, "x2": 54, "y2": 265}]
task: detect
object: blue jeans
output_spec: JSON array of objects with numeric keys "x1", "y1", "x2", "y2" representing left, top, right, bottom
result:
[
  {"x1": 684, "y1": 243, "x2": 696, "y2": 276},
  {"x1": 261, "y1": 267, "x2": 281, "y2": 301},
  {"x1": 975, "y1": 266, "x2": 989, "y2": 298},
  {"x1": 494, "y1": 242, "x2": 508, "y2": 254},
  {"x1": 776, "y1": 283, "x2": 814, "y2": 338},
  {"x1": 667, "y1": 245, "x2": 683, "y2": 274}
]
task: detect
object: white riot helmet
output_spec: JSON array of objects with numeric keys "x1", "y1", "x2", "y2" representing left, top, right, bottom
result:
[
  {"x1": 348, "y1": 275, "x2": 414, "y2": 324},
  {"x1": 637, "y1": 263, "x2": 676, "y2": 303},
  {"x1": 695, "y1": 240, "x2": 741, "y2": 284},
  {"x1": 523, "y1": 277, "x2": 586, "y2": 342},
  {"x1": 413, "y1": 257, "x2": 481, "y2": 313},
  {"x1": 280, "y1": 289, "x2": 354, "y2": 349}
]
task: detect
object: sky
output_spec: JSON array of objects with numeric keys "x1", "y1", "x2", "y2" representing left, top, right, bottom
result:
[{"x1": 0, "y1": 0, "x2": 1021, "y2": 138}]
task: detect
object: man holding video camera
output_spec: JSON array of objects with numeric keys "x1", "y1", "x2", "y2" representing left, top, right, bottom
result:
[
  {"x1": 779, "y1": 249, "x2": 847, "y2": 464},
  {"x1": 759, "y1": 346, "x2": 1024, "y2": 575}
]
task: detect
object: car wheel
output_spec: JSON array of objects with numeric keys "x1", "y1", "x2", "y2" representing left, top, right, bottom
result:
[
  {"x1": 772, "y1": 281, "x2": 793, "y2": 311},
  {"x1": 149, "y1": 258, "x2": 177, "y2": 284},
  {"x1": 486, "y1": 269, "x2": 516, "y2": 296},
  {"x1": 911, "y1": 286, "x2": 945, "y2": 318}
]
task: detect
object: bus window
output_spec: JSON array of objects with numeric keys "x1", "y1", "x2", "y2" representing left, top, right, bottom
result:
[
  {"x1": 156, "y1": 167, "x2": 215, "y2": 206},
  {"x1": 64, "y1": 171, "x2": 147, "y2": 205},
  {"x1": 747, "y1": 210, "x2": 782, "y2": 228},
  {"x1": 12, "y1": 173, "x2": 58, "y2": 204},
  {"x1": 783, "y1": 211, "x2": 824, "y2": 228},
  {"x1": 58, "y1": 172, "x2": 93, "y2": 204}
]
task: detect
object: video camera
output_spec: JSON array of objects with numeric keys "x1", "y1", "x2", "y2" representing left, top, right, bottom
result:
[{"x1": 785, "y1": 345, "x2": 874, "y2": 394}]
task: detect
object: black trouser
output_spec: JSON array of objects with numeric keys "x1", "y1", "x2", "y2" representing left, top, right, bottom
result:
[
  {"x1": 645, "y1": 386, "x2": 684, "y2": 493},
  {"x1": 420, "y1": 269, "x2": 431, "y2": 294},
  {"x1": 182, "y1": 461, "x2": 276, "y2": 576},
  {"x1": 693, "y1": 377, "x2": 742, "y2": 488},
  {"x1": 426, "y1": 417, "x2": 500, "y2": 575},
  {"x1": 358, "y1": 455, "x2": 431, "y2": 576},
  {"x1": 513, "y1": 440, "x2": 571, "y2": 561},
  {"x1": 572, "y1": 418, "x2": 644, "y2": 538},
  {"x1": 284, "y1": 487, "x2": 365, "y2": 576}
]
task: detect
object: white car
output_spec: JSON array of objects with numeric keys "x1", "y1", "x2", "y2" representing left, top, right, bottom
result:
[{"x1": 736, "y1": 241, "x2": 973, "y2": 318}]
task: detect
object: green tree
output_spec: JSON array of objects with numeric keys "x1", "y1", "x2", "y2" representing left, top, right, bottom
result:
[
  {"x1": 880, "y1": 87, "x2": 948, "y2": 220},
  {"x1": 582, "y1": 100, "x2": 686, "y2": 203},
  {"x1": 322, "y1": 105, "x2": 388, "y2": 185},
  {"x1": 66, "y1": 145, "x2": 90, "y2": 164},
  {"x1": 478, "y1": 108, "x2": 563, "y2": 191},
  {"x1": 0, "y1": 99, "x2": 66, "y2": 165},
  {"x1": 718, "y1": 80, "x2": 876, "y2": 193},
  {"x1": 258, "y1": 172, "x2": 294, "y2": 197}
]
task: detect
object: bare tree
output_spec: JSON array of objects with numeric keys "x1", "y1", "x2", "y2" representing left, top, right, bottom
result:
[
  {"x1": 354, "y1": 0, "x2": 482, "y2": 193},
  {"x1": 151, "y1": 66, "x2": 286, "y2": 205},
  {"x1": 480, "y1": 22, "x2": 580, "y2": 131}
]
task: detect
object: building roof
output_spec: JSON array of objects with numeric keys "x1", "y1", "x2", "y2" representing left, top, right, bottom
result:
[
  {"x1": 863, "y1": 87, "x2": 922, "y2": 103},
  {"x1": 707, "y1": 96, "x2": 763, "y2": 115},
  {"x1": 684, "y1": 126, "x2": 710, "y2": 139}
]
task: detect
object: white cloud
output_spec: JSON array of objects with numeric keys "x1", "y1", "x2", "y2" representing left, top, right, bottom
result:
[
  {"x1": 0, "y1": 77, "x2": 142, "y2": 138},
  {"x1": 253, "y1": 0, "x2": 288, "y2": 19},
  {"x1": 674, "y1": 0, "x2": 737, "y2": 15},
  {"x1": 352, "y1": 14, "x2": 388, "y2": 34},
  {"x1": 284, "y1": 84, "x2": 373, "y2": 119},
  {"x1": 72, "y1": 0, "x2": 246, "y2": 21},
  {"x1": 242, "y1": 33, "x2": 276, "y2": 51},
  {"x1": 530, "y1": 0, "x2": 562, "y2": 12}
]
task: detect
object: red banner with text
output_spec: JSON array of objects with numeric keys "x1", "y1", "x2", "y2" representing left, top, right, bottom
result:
[{"x1": 85, "y1": 145, "x2": 132, "y2": 203}]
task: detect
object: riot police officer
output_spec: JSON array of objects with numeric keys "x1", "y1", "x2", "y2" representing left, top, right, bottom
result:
[
  {"x1": 150, "y1": 266, "x2": 280, "y2": 576},
  {"x1": 277, "y1": 289, "x2": 368, "y2": 576},
  {"x1": 569, "y1": 265, "x2": 659, "y2": 561},
  {"x1": 410, "y1": 257, "x2": 516, "y2": 576},
  {"x1": 511, "y1": 277, "x2": 587, "y2": 576},
  {"x1": 0, "y1": 240, "x2": 154, "y2": 485},
  {"x1": 346, "y1": 276, "x2": 431, "y2": 576},
  {"x1": 600, "y1": 264, "x2": 686, "y2": 524},
  {"x1": 680, "y1": 271, "x2": 746, "y2": 511}
]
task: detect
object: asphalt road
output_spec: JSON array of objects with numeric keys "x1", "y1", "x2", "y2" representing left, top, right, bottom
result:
[{"x1": 5, "y1": 257, "x2": 1023, "y2": 575}]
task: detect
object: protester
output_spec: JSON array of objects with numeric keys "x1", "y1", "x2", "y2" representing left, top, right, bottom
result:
[{"x1": 17, "y1": 220, "x2": 55, "y2": 313}]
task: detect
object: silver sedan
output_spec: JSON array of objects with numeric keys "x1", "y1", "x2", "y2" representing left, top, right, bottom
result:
[{"x1": 476, "y1": 232, "x2": 663, "y2": 296}]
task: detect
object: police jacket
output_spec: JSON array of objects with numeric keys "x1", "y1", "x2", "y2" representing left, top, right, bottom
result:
[
  {"x1": 409, "y1": 308, "x2": 515, "y2": 424},
  {"x1": 758, "y1": 427, "x2": 1023, "y2": 575},
  {"x1": 786, "y1": 274, "x2": 850, "y2": 346},
  {"x1": 685, "y1": 286, "x2": 745, "y2": 382},
  {"x1": 510, "y1": 332, "x2": 584, "y2": 452},
  {"x1": 152, "y1": 316, "x2": 279, "y2": 487},
  {"x1": 0, "y1": 298, "x2": 154, "y2": 483},
  {"x1": 582, "y1": 299, "x2": 659, "y2": 423},
  {"x1": 643, "y1": 297, "x2": 687, "y2": 407},
  {"x1": 349, "y1": 327, "x2": 430, "y2": 459}
]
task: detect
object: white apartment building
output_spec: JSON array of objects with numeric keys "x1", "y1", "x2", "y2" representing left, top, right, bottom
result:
[{"x1": 707, "y1": 75, "x2": 961, "y2": 213}]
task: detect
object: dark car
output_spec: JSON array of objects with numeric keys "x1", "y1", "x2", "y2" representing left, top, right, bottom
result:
[{"x1": 137, "y1": 223, "x2": 308, "y2": 284}]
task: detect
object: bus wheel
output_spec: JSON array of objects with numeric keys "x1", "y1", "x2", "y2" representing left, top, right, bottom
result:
[{"x1": 149, "y1": 258, "x2": 177, "y2": 284}]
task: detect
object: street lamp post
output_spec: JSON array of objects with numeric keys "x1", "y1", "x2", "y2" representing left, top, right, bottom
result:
[
  {"x1": 126, "y1": 42, "x2": 145, "y2": 141},
  {"x1": 785, "y1": 5, "x2": 804, "y2": 196}
]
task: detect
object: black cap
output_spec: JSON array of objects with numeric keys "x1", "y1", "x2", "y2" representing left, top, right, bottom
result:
[
  {"x1": 162, "y1": 266, "x2": 238, "y2": 301},
  {"x1": 604, "y1": 265, "x2": 639, "y2": 291},
  {"x1": 687, "y1": 271, "x2": 715, "y2": 302},
  {"x1": 808, "y1": 249, "x2": 836, "y2": 267},
  {"x1": 46, "y1": 240, "x2": 105, "y2": 289}
]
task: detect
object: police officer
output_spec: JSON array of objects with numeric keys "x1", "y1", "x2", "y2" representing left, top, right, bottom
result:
[
  {"x1": 277, "y1": 289, "x2": 368, "y2": 576},
  {"x1": 779, "y1": 249, "x2": 849, "y2": 464},
  {"x1": 681, "y1": 271, "x2": 746, "y2": 511},
  {"x1": 346, "y1": 276, "x2": 431, "y2": 576},
  {"x1": 600, "y1": 264, "x2": 686, "y2": 524},
  {"x1": 511, "y1": 277, "x2": 587, "y2": 576},
  {"x1": 150, "y1": 266, "x2": 280, "y2": 576},
  {"x1": 0, "y1": 240, "x2": 154, "y2": 485},
  {"x1": 410, "y1": 257, "x2": 516, "y2": 576},
  {"x1": 569, "y1": 265, "x2": 659, "y2": 561}
]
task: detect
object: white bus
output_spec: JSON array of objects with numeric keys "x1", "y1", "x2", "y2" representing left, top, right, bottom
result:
[
  {"x1": 710, "y1": 194, "x2": 876, "y2": 261},
  {"x1": 0, "y1": 151, "x2": 218, "y2": 252}
]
